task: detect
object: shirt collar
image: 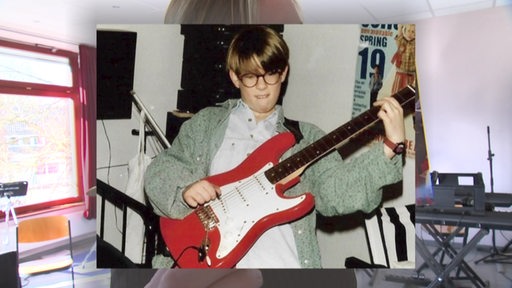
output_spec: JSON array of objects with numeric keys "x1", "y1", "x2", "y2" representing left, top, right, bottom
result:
[{"x1": 236, "y1": 99, "x2": 281, "y2": 125}]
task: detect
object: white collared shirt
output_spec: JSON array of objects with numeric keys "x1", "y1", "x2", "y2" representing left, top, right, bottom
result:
[{"x1": 209, "y1": 100, "x2": 301, "y2": 268}]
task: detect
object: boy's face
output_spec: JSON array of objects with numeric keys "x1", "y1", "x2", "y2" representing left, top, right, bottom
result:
[{"x1": 229, "y1": 66, "x2": 288, "y2": 118}]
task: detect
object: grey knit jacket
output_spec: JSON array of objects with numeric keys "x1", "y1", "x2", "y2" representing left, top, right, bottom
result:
[{"x1": 145, "y1": 99, "x2": 403, "y2": 268}]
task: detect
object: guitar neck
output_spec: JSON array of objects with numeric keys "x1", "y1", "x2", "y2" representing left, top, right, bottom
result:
[{"x1": 265, "y1": 85, "x2": 416, "y2": 184}]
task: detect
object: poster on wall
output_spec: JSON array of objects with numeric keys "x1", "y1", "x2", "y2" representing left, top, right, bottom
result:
[
  {"x1": 352, "y1": 24, "x2": 416, "y2": 160},
  {"x1": 350, "y1": 24, "x2": 423, "y2": 208}
]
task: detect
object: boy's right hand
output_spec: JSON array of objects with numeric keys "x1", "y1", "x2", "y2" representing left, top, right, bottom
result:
[{"x1": 182, "y1": 180, "x2": 221, "y2": 208}]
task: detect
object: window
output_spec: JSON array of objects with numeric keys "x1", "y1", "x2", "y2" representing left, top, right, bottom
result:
[
  {"x1": 0, "y1": 46, "x2": 73, "y2": 86},
  {"x1": 0, "y1": 39, "x2": 83, "y2": 216}
]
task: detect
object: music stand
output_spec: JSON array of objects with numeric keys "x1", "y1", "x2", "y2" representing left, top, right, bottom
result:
[{"x1": 1, "y1": 181, "x2": 28, "y2": 226}]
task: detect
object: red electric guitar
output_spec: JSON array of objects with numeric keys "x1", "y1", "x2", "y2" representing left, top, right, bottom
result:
[{"x1": 160, "y1": 85, "x2": 416, "y2": 268}]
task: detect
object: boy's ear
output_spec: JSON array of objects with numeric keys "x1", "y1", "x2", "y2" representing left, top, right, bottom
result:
[
  {"x1": 229, "y1": 70, "x2": 240, "y2": 88},
  {"x1": 280, "y1": 66, "x2": 289, "y2": 82}
]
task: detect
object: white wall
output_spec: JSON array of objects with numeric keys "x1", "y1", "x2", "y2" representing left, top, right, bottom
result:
[
  {"x1": 417, "y1": 6, "x2": 512, "y2": 246},
  {"x1": 283, "y1": 25, "x2": 360, "y2": 132},
  {"x1": 96, "y1": 24, "x2": 414, "y2": 267}
]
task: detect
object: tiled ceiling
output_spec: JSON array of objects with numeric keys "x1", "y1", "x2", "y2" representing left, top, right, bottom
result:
[{"x1": 0, "y1": 0, "x2": 511, "y2": 46}]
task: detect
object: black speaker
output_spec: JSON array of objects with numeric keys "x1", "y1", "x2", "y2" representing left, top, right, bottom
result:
[{"x1": 97, "y1": 30, "x2": 137, "y2": 119}]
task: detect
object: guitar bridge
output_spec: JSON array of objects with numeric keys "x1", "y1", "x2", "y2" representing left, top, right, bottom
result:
[{"x1": 195, "y1": 205, "x2": 218, "y2": 231}]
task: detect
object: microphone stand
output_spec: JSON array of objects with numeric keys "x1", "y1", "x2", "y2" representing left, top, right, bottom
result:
[
  {"x1": 487, "y1": 126, "x2": 495, "y2": 196},
  {"x1": 130, "y1": 91, "x2": 171, "y2": 149},
  {"x1": 475, "y1": 126, "x2": 511, "y2": 264}
]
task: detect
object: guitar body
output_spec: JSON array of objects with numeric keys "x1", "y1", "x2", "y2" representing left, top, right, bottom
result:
[{"x1": 160, "y1": 132, "x2": 316, "y2": 268}]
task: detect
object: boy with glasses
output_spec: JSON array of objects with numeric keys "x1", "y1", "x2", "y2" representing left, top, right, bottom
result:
[{"x1": 145, "y1": 26, "x2": 406, "y2": 268}]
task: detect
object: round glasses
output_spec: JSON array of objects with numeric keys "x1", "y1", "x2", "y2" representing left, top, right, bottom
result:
[{"x1": 238, "y1": 70, "x2": 282, "y2": 88}]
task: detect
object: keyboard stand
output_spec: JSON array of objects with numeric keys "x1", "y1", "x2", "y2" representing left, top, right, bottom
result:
[{"x1": 416, "y1": 224, "x2": 489, "y2": 288}]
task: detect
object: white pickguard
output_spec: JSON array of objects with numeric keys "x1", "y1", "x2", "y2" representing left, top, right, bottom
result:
[{"x1": 207, "y1": 163, "x2": 307, "y2": 259}]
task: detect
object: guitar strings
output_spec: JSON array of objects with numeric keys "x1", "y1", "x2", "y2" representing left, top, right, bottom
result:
[
  {"x1": 209, "y1": 175, "x2": 264, "y2": 207},
  {"x1": 207, "y1": 172, "x2": 269, "y2": 213}
]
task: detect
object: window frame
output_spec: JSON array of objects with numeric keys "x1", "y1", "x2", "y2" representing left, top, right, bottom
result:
[{"x1": 0, "y1": 39, "x2": 84, "y2": 217}]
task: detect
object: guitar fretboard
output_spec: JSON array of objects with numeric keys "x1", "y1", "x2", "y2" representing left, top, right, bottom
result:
[{"x1": 264, "y1": 85, "x2": 416, "y2": 184}]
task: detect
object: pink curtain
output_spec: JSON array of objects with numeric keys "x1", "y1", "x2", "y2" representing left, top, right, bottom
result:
[{"x1": 79, "y1": 44, "x2": 97, "y2": 219}]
